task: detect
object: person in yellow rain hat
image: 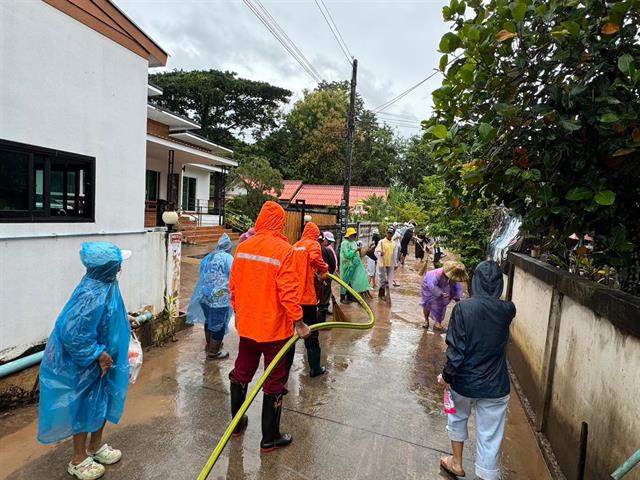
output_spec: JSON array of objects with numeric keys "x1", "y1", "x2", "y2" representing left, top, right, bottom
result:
[{"x1": 339, "y1": 227, "x2": 370, "y2": 303}]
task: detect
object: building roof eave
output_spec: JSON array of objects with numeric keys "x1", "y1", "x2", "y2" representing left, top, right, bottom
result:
[
  {"x1": 147, "y1": 104, "x2": 200, "y2": 130},
  {"x1": 168, "y1": 131, "x2": 233, "y2": 156},
  {"x1": 147, "y1": 134, "x2": 237, "y2": 168},
  {"x1": 44, "y1": 0, "x2": 168, "y2": 66}
]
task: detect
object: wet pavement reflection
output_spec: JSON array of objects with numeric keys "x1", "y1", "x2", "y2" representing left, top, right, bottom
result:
[{"x1": 1, "y1": 251, "x2": 551, "y2": 479}]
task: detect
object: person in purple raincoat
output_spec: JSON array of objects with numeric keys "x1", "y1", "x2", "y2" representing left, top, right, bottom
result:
[
  {"x1": 421, "y1": 261, "x2": 468, "y2": 331},
  {"x1": 239, "y1": 227, "x2": 256, "y2": 243}
]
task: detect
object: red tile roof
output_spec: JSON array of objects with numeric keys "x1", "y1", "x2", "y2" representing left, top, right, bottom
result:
[
  {"x1": 279, "y1": 180, "x2": 303, "y2": 201},
  {"x1": 290, "y1": 185, "x2": 388, "y2": 207}
]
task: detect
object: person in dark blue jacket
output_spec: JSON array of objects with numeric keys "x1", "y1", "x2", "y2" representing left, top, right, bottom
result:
[{"x1": 438, "y1": 260, "x2": 516, "y2": 480}]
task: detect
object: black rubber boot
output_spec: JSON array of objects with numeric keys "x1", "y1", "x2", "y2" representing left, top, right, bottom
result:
[
  {"x1": 317, "y1": 303, "x2": 328, "y2": 324},
  {"x1": 307, "y1": 348, "x2": 326, "y2": 378},
  {"x1": 204, "y1": 329, "x2": 211, "y2": 352},
  {"x1": 229, "y1": 380, "x2": 249, "y2": 436},
  {"x1": 207, "y1": 339, "x2": 229, "y2": 360},
  {"x1": 378, "y1": 286, "x2": 386, "y2": 299},
  {"x1": 260, "y1": 393, "x2": 292, "y2": 452}
]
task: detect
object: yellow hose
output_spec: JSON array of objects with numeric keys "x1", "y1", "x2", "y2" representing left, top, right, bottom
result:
[{"x1": 197, "y1": 273, "x2": 375, "y2": 480}]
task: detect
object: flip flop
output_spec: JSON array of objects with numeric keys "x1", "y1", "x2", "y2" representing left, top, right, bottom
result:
[{"x1": 440, "y1": 456, "x2": 465, "y2": 478}]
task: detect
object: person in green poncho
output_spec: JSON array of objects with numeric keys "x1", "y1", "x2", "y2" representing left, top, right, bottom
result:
[{"x1": 339, "y1": 227, "x2": 371, "y2": 303}]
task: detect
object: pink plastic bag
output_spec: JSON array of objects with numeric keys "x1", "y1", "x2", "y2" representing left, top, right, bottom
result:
[
  {"x1": 443, "y1": 387, "x2": 457, "y2": 414},
  {"x1": 437, "y1": 373, "x2": 457, "y2": 414},
  {"x1": 128, "y1": 334, "x2": 143, "y2": 384}
]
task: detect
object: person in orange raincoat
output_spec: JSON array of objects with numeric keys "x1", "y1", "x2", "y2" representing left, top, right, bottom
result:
[
  {"x1": 291, "y1": 222, "x2": 329, "y2": 377},
  {"x1": 228, "y1": 201, "x2": 311, "y2": 453}
]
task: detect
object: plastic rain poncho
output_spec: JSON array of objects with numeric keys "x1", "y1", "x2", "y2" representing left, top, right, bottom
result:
[
  {"x1": 420, "y1": 267, "x2": 465, "y2": 324},
  {"x1": 37, "y1": 242, "x2": 130, "y2": 444},
  {"x1": 339, "y1": 238, "x2": 370, "y2": 295},
  {"x1": 187, "y1": 234, "x2": 234, "y2": 333}
]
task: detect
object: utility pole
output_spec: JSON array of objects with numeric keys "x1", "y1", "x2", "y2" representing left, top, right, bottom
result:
[{"x1": 340, "y1": 58, "x2": 358, "y2": 237}]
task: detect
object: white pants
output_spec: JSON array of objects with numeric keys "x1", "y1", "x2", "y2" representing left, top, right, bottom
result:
[
  {"x1": 378, "y1": 266, "x2": 394, "y2": 288},
  {"x1": 366, "y1": 257, "x2": 377, "y2": 277},
  {"x1": 446, "y1": 389, "x2": 510, "y2": 480}
]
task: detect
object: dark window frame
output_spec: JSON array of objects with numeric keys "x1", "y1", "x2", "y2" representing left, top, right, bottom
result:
[
  {"x1": 0, "y1": 139, "x2": 95, "y2": 223},
  {"x1": 145, "y1": 169, "x2": 160, "y2": 202}
]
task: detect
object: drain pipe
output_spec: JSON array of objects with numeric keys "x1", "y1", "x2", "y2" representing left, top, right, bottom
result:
[
  {"x1": 0, "y1": 311, "x2": 154, "y2": 379},
  {"x1": 0, "y1": 351, "x2": 45, "y2": 379},
  {"x1": 612, "y1": 449, "x2": 640, "y2": 479}
]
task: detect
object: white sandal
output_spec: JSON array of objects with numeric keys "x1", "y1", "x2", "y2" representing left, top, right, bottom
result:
[
  {"x1": 67, "y1": 457, "x2": 105, "y2": 480},
  {"x1": 89, "y1": 443, "x2": 122, "y2": 465}
]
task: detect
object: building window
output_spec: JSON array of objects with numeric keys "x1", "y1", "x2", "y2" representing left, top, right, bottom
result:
[
  {"x1": 0, "y1": 139, "x2": 94, "y2": 222},
  {"x1": 145, "y1": 170, "x2": 160, "y2": 201}
]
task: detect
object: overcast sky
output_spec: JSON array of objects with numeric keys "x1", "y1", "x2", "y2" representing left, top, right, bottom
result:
[{"x1": 117, "y1": 0, "x2": 451, "y2": 137}]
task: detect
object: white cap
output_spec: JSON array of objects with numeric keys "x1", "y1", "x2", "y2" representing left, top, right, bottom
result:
[
  {"x1": 323, "y1": 231, "x2": 335, "y2": 242},
  {"x1": 121, "y1": 249, "x2": 132, "y2": 261}
]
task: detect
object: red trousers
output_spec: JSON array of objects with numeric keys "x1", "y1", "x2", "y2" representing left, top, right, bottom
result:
[{"x1": 230, "y1": 337, "x2": 293, "y2": 394}]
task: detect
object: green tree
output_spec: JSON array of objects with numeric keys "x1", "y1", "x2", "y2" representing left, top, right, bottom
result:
[
  {"x1": 417, "y1": 175, "x2": 447, "y2": 225},
  {"x1": 149, "y1": 70, "x2": 291, "y2": 147},
  {"x1": 260, "y1": 82, "x2": 403, "y2": 186},
  {"x1": 429, "y1": 0, "x2": 640, "y2": 285},
  {"x1": 228, "y1": 156, "x2": 284, "y2": 220},
  {"x1": 352, "y1": 112, "x2": 401, "y2": 187},
  {"x1": 361, "y1": 194, "x2": 388, "y2": 221},
  {"x1": 384, "y1": 187, "x2": 428, "y2": 225},
  {"x1": 273, "y1": 83, "x2": 349, "y2": 183},
  {"x1": 428, "y1": 205, "x2": 494, "y2": 273},
  {"x1": 394, "y1": 136, "x2": 438, "y2": 189}
]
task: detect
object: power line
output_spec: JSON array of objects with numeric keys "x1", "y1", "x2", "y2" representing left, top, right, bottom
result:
[
  {"x1": 382, "y1": 122, "x2": 422, "y2": 130},
  {"x1": 373, "y1": 54, "x2": 461, "y2": 113},
  {"x1": 377, "y1": 115, "x2": 420, "y2": 124},
  {"x1": 314, "y1": 0, "x2": 353, "y2": 65},
  {"x1": 253, "y1": 0, "x2": 323, "y2": 81},
  {"x1": 377, "y1": 112, "x2": 419, "y2": 122},
  {"x1": 380, "y1": 119, "x2": 422, "y2": 128},
  {"x1": 377, "y1": 111, "x2": 416, "y2": 118},
  {"x1": 375, "y1": 114, "x2": 422, "y2": 126},
  {"x1": 373, "y1": 71, "x2": 440, "y2": 113},
  {"x1": 376, "y1": 115, "x2": 423, "y2": 127},
  {"x1": 319, "y1": 0, "x2": 353, "y2": 59},
  {"x1": 245, "y1": 0, "x2": 321, "y2": 82},
  {"x1": 242, "y1": 0, "x2": 322, "y2": 83}
]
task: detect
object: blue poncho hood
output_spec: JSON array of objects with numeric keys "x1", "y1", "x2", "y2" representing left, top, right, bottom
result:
[
  {"x1": 37, "y1": 242, "x2": 130, "y2": 444},
  {"x1": 187, "y1": 234, "x2": 235, "y2": 332},
  {"x1": 216, "y1": 233, "x2": 233, "y2": 254}
]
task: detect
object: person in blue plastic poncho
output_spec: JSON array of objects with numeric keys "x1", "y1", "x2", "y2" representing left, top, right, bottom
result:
[
  {"x1": 38, "y1": 242, "x2": 138, "y2": 480},
  {"x1": 187, "y1": 233, "x2": 234, "y2": 360}
]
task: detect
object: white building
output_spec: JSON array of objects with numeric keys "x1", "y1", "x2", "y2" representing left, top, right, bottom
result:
[
  {"x1": 0, "y1": 0, "x2": 182, "y2": 361},
  {"x1": 144, "y1": 98, "x2": 236, "y2": 229}
]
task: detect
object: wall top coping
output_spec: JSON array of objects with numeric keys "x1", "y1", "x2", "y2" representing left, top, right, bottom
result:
[{"x1": 509, "y1": 252, "x2": 640, "y2": 338}]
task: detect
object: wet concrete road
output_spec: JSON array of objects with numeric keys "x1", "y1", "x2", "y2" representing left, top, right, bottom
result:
[{"x1": 1, "y1": 251, "x2": 551, "y2": 479}]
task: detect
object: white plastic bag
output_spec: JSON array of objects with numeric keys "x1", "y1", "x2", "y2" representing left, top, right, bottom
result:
[{"x1": 128, "y1": 333, "x2": 143, "y2": 384}]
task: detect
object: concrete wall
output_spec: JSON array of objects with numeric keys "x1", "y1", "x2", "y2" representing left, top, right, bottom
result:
[
  {"x1": 508, "y1": 268, "x2": 553, "y2": 414},
  {"x1": 0, "y1": 232, "x2": 166, "y2": 361},
  {"x1": 0, "y1": 2, "x2": 167, "y2": 360},
  {"x1": 507, "y1": 253, "x2": 640, "y2": 480}
]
